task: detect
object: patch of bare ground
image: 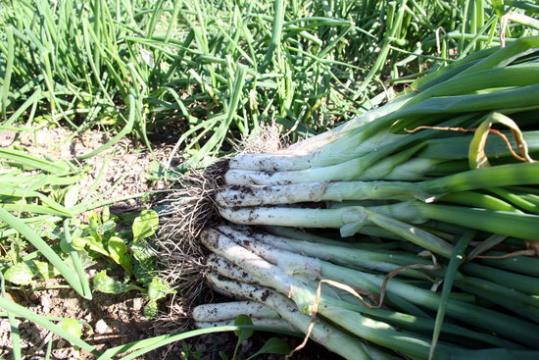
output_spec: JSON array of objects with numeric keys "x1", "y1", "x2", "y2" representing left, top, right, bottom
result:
[
  {"x1": 0, "y1": 284, "x2": 152, "y2": 359},
  {"x1": 0, "y1": 127, "x2": 170, "y2": 207}
]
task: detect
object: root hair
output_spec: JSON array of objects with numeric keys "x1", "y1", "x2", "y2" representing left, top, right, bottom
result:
[{"x1": 153, "y1": 160, "x2": 228, "y2": 320}]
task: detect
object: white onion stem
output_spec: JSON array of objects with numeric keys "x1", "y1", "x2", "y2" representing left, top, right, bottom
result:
[
  {"x1": 206, "y1": 273, "x2": 383, "y2": 360},
  {"x1": 193, "y1": 301, "x2": 279, "y2": 322},
  {"x1": 195, "y1": 319, "x2": 298, "y2": 335}
]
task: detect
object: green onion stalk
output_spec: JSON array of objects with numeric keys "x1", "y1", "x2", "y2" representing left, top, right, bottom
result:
[
  {"x1": 228, "y1": 38, "x2": 539, "y2": 174},
  {"x1": 478, "y1": 252, "x2": 539, "y2": 277},
  {"x1": 216, "y1": 226, "x2": 539, "y2": 335},
  {"x1": 205, "y1": 273, "x2": 398, "y2": 360},
  {"x1": 228, "y1": 226, "x2": 539, "y2": 296},
  {"x1": 203, "y1": 259, "x2": 516, "y2": 349},
  {"x1": 203, "y1": 255, "x2": 391, "y2": 360},
  {"x1": 184, "y1": 38, "x2": 539, "y2": 360},
  {"x1": 226, "y1": 70, "x2": 539, "y2": 178},
  {"x1": 194, "y1": 318, "x2": 299, "y2": 337},
  {"x1": 199, "y1": 227, "x2": 539, "y2": 359},
  {"x1": 193, "y1": 301, "x2": 281, "y2": 322},
  {"x1": 219, "y1": 199, "x2": 539, "y2": 251},
  {"x1": 193, "y1": 301, "x2": 300, "y2": 336},
  {"x1": 202, "y1": 234, "x2": 455, "y2": 359},
  {"x1": 215, "y1": 40, "x2": 539, "y2": 256},
  {"x1": 217, "y1": 163, "x2": 539, "y2": 207}
]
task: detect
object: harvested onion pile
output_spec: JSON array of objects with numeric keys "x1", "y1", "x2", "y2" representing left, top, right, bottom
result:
[{"x1": 191, "y1": 37, "x2": 539, "y2": 359}]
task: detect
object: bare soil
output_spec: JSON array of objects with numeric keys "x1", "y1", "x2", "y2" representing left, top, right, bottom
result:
[
  {"x1": 0, "y1": 127, "x2": 170, "y2": 205},
  {"x1": 1, "y1": 286, "x2": 152, "y2": 359}
]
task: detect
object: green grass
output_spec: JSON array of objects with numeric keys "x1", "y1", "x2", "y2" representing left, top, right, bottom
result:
[{"x1": 0, "y1": 0, "x2": 538, "y2": 358}]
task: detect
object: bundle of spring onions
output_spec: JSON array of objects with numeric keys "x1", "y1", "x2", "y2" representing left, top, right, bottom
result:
[
  {"x1": 190, "y1": 37, "x2": 539, "y2": 359},
  {"x1": 194, "y1": 225, "x2": 539, "y2": 359}
]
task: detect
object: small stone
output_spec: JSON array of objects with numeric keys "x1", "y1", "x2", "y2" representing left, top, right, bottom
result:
[
  {"x1": 40, "y1": 296, "x2": 51, "y2": 313},
  {"x1": 0, "y1": 319, "x2": 12, "y2": 346},
  {"x1": 94, "y1": 319, "x2": 110, "y2": 334},
  {"x1": 132, "y1": 298, "x2": 143, "y2": 311}
]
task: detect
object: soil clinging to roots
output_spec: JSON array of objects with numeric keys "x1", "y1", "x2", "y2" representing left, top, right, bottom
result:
[
  {"x1": 155, "y1": 160, "x2": 229, "y2": 317},
  {"x1": 154, "y1": 125, "x2": 284, "y2": 321}
]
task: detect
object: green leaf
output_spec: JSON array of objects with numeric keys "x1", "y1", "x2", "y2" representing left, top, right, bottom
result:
[
  {"x1": 429, "y1": 231, "x2": 474, "y2": 360},
  {"x1": 233, "y1": 315, "x2": 254, "y2": 342},
  {"x1": 85, "y1": 236, "x2": 109, "y2": 257},
  {"x1": 247, "y1": 338, "x2": 291, "y2": 360},
  {"x1": 132, "y1": 210, "x2": 159, "y2": 241},
  {"x1": 93, "y1": 271, "x2": 141, "y2": 294},
  {"x1": 7, "y1": 311, "x2": 22, "y2": 360},
  {"x1": 107, "y1": 236, "x2": 133, "y2": 274},
  {"x1": 0, "y1": 148, "x2": 71, "y2": 174},
  {"x1": 0, "y1": 297, "x2": 95, "y2": 353},
  {"x1": 4, "y1": 262, "x2": 34, "y2": 285},
  {"x1": 88, "y1": 212, "x2": 101, "y2": 232},
  {"x1": 147, "y1": 277, "x2": 175, "y2": 301},
  {"x1": 71, "y1": 235, "x2": 88, "y2": 252},
  {"x1": 102, "y1": 207, "x2": 111, "y2": 222},
  {"x1": 97, "y1": 326, "x2": 239, "y2": 360},
  {"x1": 64, "y1": 252, "x2": 94, "y2": 272},
  {"x1": 131, "y1": 239, "x2": 156, "y2": 284},
  {"x1": 491, "y1": 0, "x2": 504, "y2": 15},
  {"x1": 59, "y1": 318, "x2": 83, "y2": 340},
  {"x1": 0, "y1": 207, "x2": 85, "y2": 296},
  {"x1": 101, "y1": 220, "x2": 117, "y2": 238},
  {"x1": 3, "y1": 260, "x2": 57, "y2": 285},
  {"x1": 143, "y1": 300, "x2": 158, "y2": 319},
  {"x1": 33, "y1": 260, "x2": 58, "y2": 280}
]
